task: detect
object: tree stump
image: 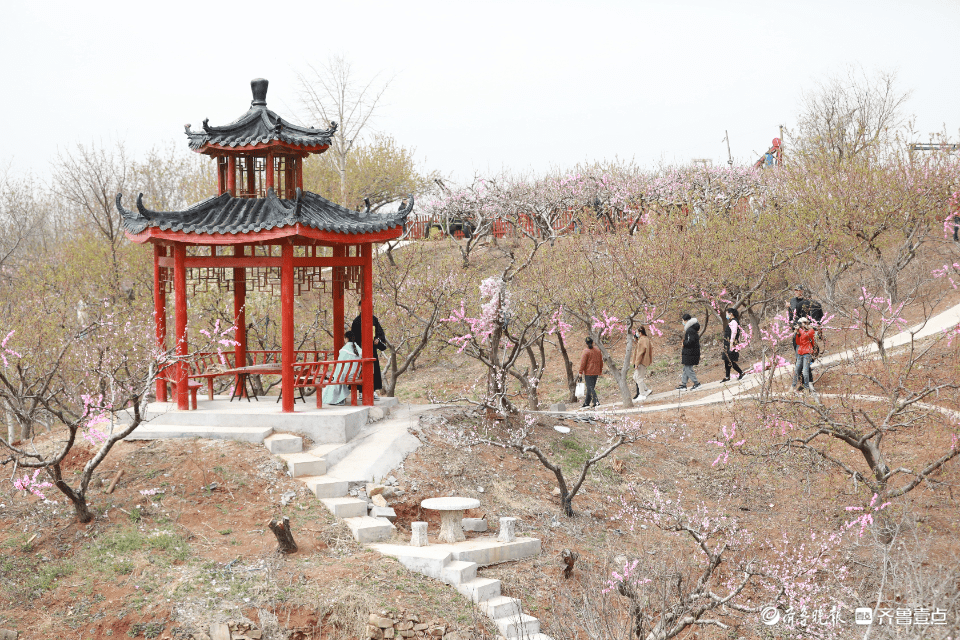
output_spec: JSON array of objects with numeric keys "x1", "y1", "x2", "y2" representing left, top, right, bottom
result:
[
  {"x1": 561, "y1": 548, "x2": 579, "y2": 579},
  {"x1": 268, "y1": 516, "x2": 298, "y2": 554}
]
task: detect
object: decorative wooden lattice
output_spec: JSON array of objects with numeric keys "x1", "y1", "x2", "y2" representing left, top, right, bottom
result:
[{"x1": 159, "y1": 265, "x2": 361, "y2": 296}]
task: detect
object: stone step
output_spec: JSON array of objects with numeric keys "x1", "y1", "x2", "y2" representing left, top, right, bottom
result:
[
  {"x1": 308, "y1": 439, "x2": 364, "y2": 469},
  {"x1": 479, "y1": 595, "x2": 521, "y2": 619},
  {"x1": 369, "y1": 505, "x2": 397, "y2": 521},
  {"x1": 343, "y1": 516, "x2": 395, "y2": 543},
  {"x1": 264, "y1": 433, "x2": 303, "y2": 454},
  {"x1": 440, "y1": 560, "x2": 477, "y2": 586},
  {"x1": 278, "y1": 452, "x2": 326, "y2": 477},
  {"x1": 495, "y1": 614, "x2": 540, "y2": 638},
  {"x1": 320, "y1": 496, "x2": 368, "y2": 518},
  {"x1": 456, "y1": 577, "x2": 501, "y2": 603},
  {"x1": 303, "y1": 475, "x2": 349, "y2": 499},
  {"x1": 124, "y1": 424, "x2": 272, "y2": 443}
]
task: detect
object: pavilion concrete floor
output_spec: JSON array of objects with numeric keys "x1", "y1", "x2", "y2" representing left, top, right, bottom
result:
[{"x1": 126, "y1": 395, "x2": 400, "y2": 444}]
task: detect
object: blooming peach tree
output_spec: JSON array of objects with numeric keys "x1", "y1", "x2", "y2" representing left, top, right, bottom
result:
[
  {"x1": 1, "y1": 311, "x2": 236, "y2": 523},
  {"x1": 601, "y1": 486, "x2": 853, "y2": 640},
  {"x1": 443, "y1": 411, "x2": 658, "y2": 517}
]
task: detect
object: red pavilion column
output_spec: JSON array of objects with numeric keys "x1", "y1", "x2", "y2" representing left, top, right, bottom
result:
[
  {"x1": 360, "y1": 243, "x2": 373, "y2": 406},
  {"x1": 173, "y1": 243, "x2": 189, "y2": 411},
  {"x1": 233, "y1": 244, "x2": 247, "y2": 393},
  {"x1": 280, "y1": 243, "x2": 295, "y2": 413},
  {"x1": 266, "y1": 152, "x2": 275, "y2": 193},
  {"x1": 153, "y1": 244, "x2": 168, "y2": 402},
  {"x1": 332, "y1": 245, "x2": 345, "y2": 353},
  {"x1": 296, "y1": 157, "x2": 303, "y2": 191},
  {"x1": 227, "y1": 157, "x2": 236, "y2": 196}
]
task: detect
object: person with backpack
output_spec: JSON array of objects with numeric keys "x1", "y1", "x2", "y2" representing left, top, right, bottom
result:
[
  {"x1": 676, "y1": 314, "x2": 702, "y2": 391},
  {"x1": 720, "y1": 307, "x2": 746, "y2": 383},
  {"x1": 793, "y1": 317, "x2": 817, "y2": 393}
]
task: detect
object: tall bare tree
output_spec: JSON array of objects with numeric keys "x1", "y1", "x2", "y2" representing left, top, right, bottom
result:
[
  {"x1": 52, "y1": 141, "x2": 130, "y2": 248},
  {"x1": 297, "y1": 55, "x2": 392, "y2": 205},
  {"x1": 0, "y1": 167, "x2": 51, "y2": 272},
  {"x1": 794, "y1": 67, "x2": 910, "y2": 163}
]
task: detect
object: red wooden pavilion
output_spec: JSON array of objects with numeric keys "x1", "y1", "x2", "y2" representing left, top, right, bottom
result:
[{"x1": 117, "y1": 78, "x2": 413, "y2": 412}]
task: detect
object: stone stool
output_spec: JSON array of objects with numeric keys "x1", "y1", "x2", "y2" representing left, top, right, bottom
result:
[
  {"x1": 411, "y1": 521, "x2": 429, "y2": 547},
  {"x1": 498, "y1": 516, "x2": 517, "y2": 543}
]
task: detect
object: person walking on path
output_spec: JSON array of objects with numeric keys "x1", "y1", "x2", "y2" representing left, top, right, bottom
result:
[
  {"x1": 793, "y1": 317, "x2": 817, "y2": 393},
  {"x1": 720, "y1": 307, "x2": 746, "y2": 383},
  {"x1": 351, "y1": 299, "x2": 388, "y2": 399},
  {"x1": 677, "y1": 314, "x2": 702, "y2": 391},
  {"x1": 577, "y1": 336, "x2": 603, "y2": 408},
  {"x1": 631, "y1": 326, "x2": 653, "y2": 400}
]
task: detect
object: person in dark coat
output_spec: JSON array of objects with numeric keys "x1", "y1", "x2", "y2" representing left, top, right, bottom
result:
[
  {"x1": 786, "y1": 285, "x2": 824, "y2": 351},
  {"x1": 676, "y1": 313, "x2": 701, "y2": 391},
  {"x1": 786, "y1": 284, "x2": 809, "y2": 325},
  {"x1": 350, "y1": 300, "x2": 388, "y2": 395},
  {"x1": 720, "y1": 307, "x2": 746, "y2": 383}
]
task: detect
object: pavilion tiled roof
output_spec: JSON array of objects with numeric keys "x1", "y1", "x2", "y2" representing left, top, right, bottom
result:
[
  {"x1": 184, "y1": 78, "x2": 337, "y2": 151},
  {"x1": 116, "y1": 189, "x2": 414, "y2": 236}
]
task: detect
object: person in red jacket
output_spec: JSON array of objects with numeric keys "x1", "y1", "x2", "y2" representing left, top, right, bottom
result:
[
  {"x1": 793, "y1": 317, "x2": 817, "y2": 392},
  {"x1": 578, "y1": 337, "x2": 603, "y2": 408}
]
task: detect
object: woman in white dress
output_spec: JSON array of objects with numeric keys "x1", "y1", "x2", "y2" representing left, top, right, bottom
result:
[{"x1": 322, "y1": 331, "x2": 362, "y2": 406}]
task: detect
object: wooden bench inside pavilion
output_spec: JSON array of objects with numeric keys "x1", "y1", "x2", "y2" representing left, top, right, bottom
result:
[{"x1": 117, "y1": 78, "x2": 413, "y2": 414}]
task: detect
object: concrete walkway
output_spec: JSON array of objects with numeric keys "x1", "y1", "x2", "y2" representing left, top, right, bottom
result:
[{"x1": 553, "y1": 299, "x2": 960, "y2": 417}]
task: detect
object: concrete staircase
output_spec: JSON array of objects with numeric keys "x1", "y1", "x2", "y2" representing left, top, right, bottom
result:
[
  {"x1": 258, "y1": 402, "x2": 435, "y2": 544},
  {"x1": 263, "y1": 408, "x2": 553, "y2": 638},
  {"x1": 369, "y1": 540, "x2": 552, "y2": 639},
  {"x1": 130, "y1": 398, "x2": 551, "y2": 637},
  {"x1": 263, "y1": 430, "x2": 399, "y2": 544}
]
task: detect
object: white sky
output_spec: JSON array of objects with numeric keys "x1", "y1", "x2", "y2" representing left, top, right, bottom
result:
[{"x1": 3, "y1": 0, "x2": 958, "y2": 182}]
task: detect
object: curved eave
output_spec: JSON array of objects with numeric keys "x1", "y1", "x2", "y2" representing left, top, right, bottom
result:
[
  {"x1": 194, "y1": 140, "x2": 329, "y2": 157},
  {"x1": 124, "y1": 224, "x2": 404, "y2": 246}
]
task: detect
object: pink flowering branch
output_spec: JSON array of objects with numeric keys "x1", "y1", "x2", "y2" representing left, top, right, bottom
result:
[
  {"x1": 591, "y1": 311, "x2": 625, "y2": 338},
  {"x1": 0, "y1": 330, "x2": 21, "y2": 368},
  {"x1": 707, "y1": 422, "x2": 745, "y2": 466},
  {"x1": 843, "y1": 493, "x2": 891, "y2": 538},
  {"x1": 609, "y1": 487, "x2": 851, "y2": 637},
  {"x1": 548, "y1": 305, "x2": 572, "y2": 341},
  {"x1": 13, "y1": 469, "x2": 53, "y2": 499}
]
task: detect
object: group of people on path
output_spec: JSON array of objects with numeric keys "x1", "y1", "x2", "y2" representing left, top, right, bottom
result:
[{"x1": 575, "y1": 286, "x2": 823, "y2": 407}]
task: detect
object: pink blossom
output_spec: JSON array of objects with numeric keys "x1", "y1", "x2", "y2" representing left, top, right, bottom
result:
[
  {"x1": 591, "y1": 311, "x2": 625, "y2": 337},
  {"x1": 0, "y1": 330, "x2": 21, "y2": 368},
  {"x1": 843, "y1": 493, "x2": 891, "y2": 538},
  {"x1": 14, "y1": 469, "x2": 53, "y2": 499},
  {"x1": 706, "y1": 422, "x2": 745, "y2": 466}
]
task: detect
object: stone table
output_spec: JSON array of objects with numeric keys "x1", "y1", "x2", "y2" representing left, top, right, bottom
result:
[{"x1": 421, "y1": 497, "x2": 481, "y2": 543}]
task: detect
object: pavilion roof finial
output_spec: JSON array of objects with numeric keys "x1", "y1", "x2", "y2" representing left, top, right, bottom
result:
[
  {"x1": 184, "y1": 78, "x2": 335, "y2": 151},
  {"x1": 251, "y1": 78, "x2": 268, "y2": 107}
]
